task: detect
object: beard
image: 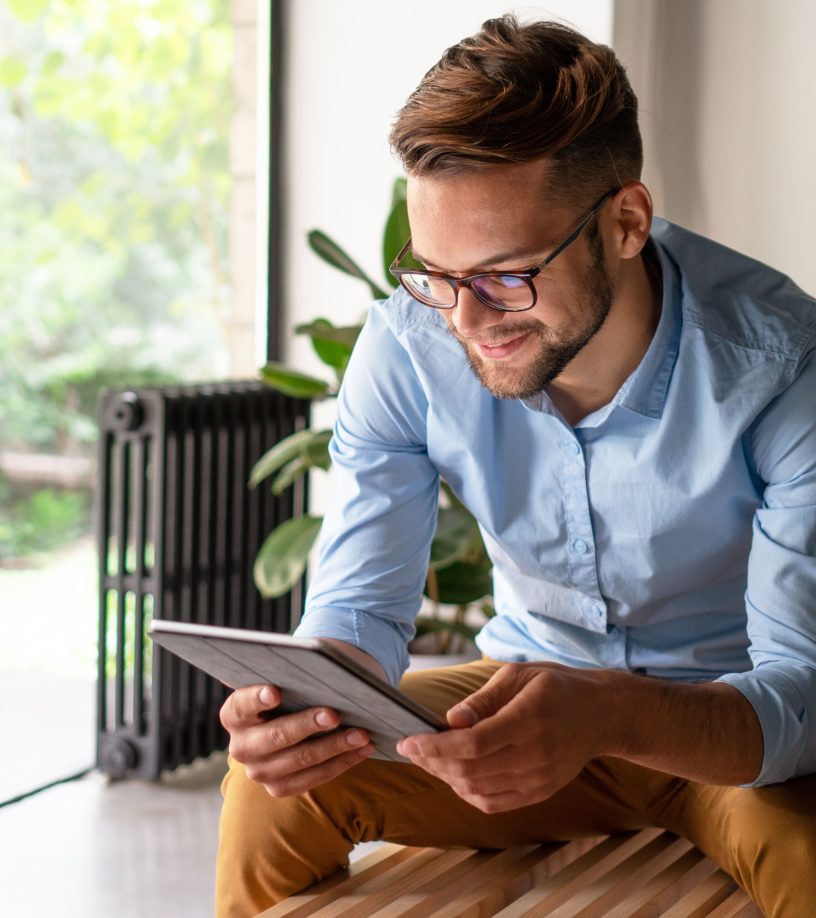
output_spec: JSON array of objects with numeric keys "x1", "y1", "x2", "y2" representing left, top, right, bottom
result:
[{"x1": 446, "y1": 229, "x2": 615, "y2": 400}]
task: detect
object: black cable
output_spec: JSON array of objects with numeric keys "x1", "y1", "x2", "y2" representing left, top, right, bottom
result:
[{"x1": 0, "y1": 767, "x2": 93, "y2": 810}]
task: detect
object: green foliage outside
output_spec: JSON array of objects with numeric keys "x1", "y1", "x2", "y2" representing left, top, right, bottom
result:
[
  {"x1": 251, "y1": 180, "x2": 495, "y2": 651},
  {"x1": 0, "y1": 486, "x2": 90, "y2": 557},
  {"x1": 0, "y1": 0, "x2": 232, "y2": 559}
]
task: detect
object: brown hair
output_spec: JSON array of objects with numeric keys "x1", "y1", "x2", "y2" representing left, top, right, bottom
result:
[{"x1": 390, "y1": 16, "x2": 642, "y2": 207}]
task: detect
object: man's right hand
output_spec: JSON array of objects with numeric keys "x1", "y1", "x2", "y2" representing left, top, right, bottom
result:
[{"x1": 220, "y1": 685, "x2": 375, "y2": 797}]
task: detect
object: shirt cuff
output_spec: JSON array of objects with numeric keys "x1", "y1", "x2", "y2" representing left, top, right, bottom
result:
[
  {"x1": 293, "y1": 606, "x2": 411, "y2": 687},
  {"x1": 717, "y1": 663, "x2": 815, "y2": 786}
]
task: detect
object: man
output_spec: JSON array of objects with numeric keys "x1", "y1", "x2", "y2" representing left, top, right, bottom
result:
[{"x1": 216, "y1": 17, "x2": 816, "y2": 918}]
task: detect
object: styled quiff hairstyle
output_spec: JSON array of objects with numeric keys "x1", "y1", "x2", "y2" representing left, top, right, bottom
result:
[{"x1": 390, "y1": 16, "x2": 643, "y2": 208}]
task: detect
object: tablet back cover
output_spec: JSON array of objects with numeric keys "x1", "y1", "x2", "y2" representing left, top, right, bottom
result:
[{"x1": 150, "y1": 629, "x2": 445, "y2": 762}]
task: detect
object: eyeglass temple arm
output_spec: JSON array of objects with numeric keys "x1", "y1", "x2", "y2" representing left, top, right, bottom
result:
[
  {"x1": 391, "y1": 236, "x2": 414, "y2": 271},
  {"x1": 540, "y1": 189, "x2": 617, "y2": 268}
]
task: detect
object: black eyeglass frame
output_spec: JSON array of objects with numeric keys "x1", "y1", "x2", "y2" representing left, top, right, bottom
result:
[{"x1": 389, "y1": 188, "x2": 619, "y2": 312}]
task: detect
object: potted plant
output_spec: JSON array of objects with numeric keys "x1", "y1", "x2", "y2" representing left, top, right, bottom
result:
[{"x1": 249, "y1": 178, "x2": 494, "y2": 658}]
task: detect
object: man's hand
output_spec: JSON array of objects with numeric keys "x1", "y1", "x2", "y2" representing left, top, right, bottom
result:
[
  {"x1": 397, "y1": 663, "x2": 603, "y2": 813},
  {"x1": 396, "y1": 661, "x2": 764, "y2": 814},
  {"x1": 220, "y1": 640, "x2": 384, "y2": 797}
]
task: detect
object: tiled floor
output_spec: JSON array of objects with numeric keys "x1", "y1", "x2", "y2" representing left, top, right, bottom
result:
[{"x1": 0, "y1": 752, "x2": 383, "y2": 918}]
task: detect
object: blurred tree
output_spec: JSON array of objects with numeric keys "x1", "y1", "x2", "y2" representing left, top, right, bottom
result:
[{"x1": 0, "y1": 0, "x2": 232, "y2": 457}]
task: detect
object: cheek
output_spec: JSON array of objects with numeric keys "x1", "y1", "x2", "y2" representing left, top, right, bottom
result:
[{"x1": 529, "y1": 269, "x2": 588, "y2": 325}]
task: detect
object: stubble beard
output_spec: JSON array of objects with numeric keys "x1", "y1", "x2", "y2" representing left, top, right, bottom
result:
[{"x1": 446, "y1": 230, "x2": 615, "y2": 400}]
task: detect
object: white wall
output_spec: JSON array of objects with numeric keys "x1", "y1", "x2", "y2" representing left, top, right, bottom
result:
[
  {"x1": 282, "y1": 1, "x2": 614, "y2": 515},
  {"x1": 614, "y1": 0, "x2": 816, "y2": 295},
  {"x1": 282, "y1": 1, "x2": 614, "y2": 372}
]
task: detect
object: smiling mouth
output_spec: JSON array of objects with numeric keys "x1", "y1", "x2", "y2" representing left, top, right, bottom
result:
[{"x1": 472, "y1": 331, "x2": 533, "y2": 359}]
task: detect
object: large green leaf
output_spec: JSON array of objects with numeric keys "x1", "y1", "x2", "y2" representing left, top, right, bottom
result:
[
  {"x1": 269, "y1": 430, "x2": 333, "y2": 494},
  {"x1": 295, "y1": 319, "x2": 363, "y2": 351},
  {"x1": 426, "y1": 559, "x2": 493, "y2": 606},
  {"x1": 249, "y1": 428, "x2": 333, "y2": 489},
  {"x1": 260, "y1": 361, "x2": 331, "y2": 399},
  {"x1": 271, "y1": 457, "x2": 309, "y2": 496},
  {"x1": 383, "y1": 198, "x2": 423, "y2": 288},
  {"x1": 304, "y1": 429, "x2": 332, "y2": 467},
  {"x1": 307, "y1": 230, "x2": 390, "y2": 301},
  {"x1": 296, "y1": 318, "x2": 358, "y2": 370},
  {"x1": 430, "y1": 507, "x2": 479, "y2": 570},
  {"x1": 254, "y1": 515, "x2": 323, "y2": 599},
  {"x1": 391, "y1": 177, "x2": 408, "y2": 208}
]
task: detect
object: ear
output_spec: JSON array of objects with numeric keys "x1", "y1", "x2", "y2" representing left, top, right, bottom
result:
[{"x1": 609, "y1": 182, "x2": 653, "y2": 260}]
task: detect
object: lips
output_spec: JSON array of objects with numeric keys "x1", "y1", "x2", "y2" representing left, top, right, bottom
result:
[{"x1": 473, "y1": 331, "x2": 532, "y2": 359}]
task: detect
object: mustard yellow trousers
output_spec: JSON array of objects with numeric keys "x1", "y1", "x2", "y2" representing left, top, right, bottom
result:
[{"x1": 216, "y1": 659, "x2": 816, "y2": 918}]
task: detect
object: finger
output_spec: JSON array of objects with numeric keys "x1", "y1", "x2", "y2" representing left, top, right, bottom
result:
[
  {"x1": 231, "y1": 705, "x2": 343, "y2": 760},
  {"x1": 262, "y1": 743, "x2": 375, "y2": 798},
  {"x1": 250, "y1": 727, "x2": 371, "y2": 779},
  {"x1": 220, "y1": 685, "x2": 282, "y2": 730},
  {"x1": 407, "y1": 746, "x2": 515, "y2": 782},
  {"x1": 398, "y1": 715, "x2": 509, "y2": 760},
  {"x1": 446, "y1": 664, "x2": 527, "y2": 729}
]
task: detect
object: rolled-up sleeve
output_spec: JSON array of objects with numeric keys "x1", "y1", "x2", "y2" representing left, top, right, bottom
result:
[
  {"x1": 293, "y1": 302, "x2": 439, "y2": 686},
  {"x1": 718, "y1": 344, "x2": 816, "y2": 785}
]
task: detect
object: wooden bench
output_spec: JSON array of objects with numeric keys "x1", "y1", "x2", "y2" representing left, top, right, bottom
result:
[{"x1": 258, "y1": 829, "x2": 764, "y2": 918}]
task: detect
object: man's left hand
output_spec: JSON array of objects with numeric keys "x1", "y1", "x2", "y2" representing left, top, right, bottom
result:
[{"x1": 396, "y1": 662, "x2": 606, "y2": 813}]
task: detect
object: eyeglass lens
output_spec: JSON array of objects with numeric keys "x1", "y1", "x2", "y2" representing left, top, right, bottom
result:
[{"x1": 400, "y1": 272, "x2": 534, "y2": 310}]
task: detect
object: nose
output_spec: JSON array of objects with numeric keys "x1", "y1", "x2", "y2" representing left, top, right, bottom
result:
[{"x1": 450, "y1": 286, "x2": 502, "y2": 339}]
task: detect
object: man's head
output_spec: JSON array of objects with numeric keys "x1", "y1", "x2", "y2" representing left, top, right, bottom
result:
[{"x1": 389, "y1": 16, "x2": 650, "y2": 401}]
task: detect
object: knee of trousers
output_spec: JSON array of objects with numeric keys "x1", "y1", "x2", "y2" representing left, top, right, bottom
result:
[
  {"x1": 218, "y1": 758, "x2": 355, "y2": 872},
  {"x1": 715, "y1": 775, "x2": 816, "y2": 917}
]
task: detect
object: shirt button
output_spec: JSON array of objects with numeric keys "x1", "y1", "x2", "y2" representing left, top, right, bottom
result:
[
  {"x1": 574, "y1": 539, "x2": 588, "y2": 554},
  {"x1": 591, "y1": 603, "x2": 603, "y2": 617},
  {"x1": 570, "y1": 441, "x2": 581, "y2": 455}
]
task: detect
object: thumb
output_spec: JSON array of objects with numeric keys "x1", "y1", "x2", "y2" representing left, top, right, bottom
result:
[{"x1": 446, "y1": 665, "x2": 521, "y2": 728}]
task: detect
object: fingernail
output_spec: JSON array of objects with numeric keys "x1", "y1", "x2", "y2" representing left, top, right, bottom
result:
[
  {"x1": 259, "y1": 687, "x2": 275, "y2": 706},
  {"x1": 358, "y1": 743, "x2": 373, "y2": 757},
  {"x1": 397, "y1": 739, "x2": 419, "y2": 756},
  {"x1": 316, "y1": 710, "x2": 333, "y2": 728},
  {"x1": 347, "y1": 729, "x2": 365, "y2": 746},
  {"x1": 451, "y1": 704, "x2": 477, "y2": 725}
]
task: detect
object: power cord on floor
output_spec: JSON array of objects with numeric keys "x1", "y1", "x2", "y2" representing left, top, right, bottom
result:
[{"x1": 0, "y1": 767, "x2": 93, "y2": 809}]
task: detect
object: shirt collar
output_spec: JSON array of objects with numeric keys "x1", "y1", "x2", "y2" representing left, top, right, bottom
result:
[
  {"x1": 617, "y1": 236, "x2": 683, "y2": 419},
  {"x1": 521, "y1": 234, "x2": 683, "y2": 422}
]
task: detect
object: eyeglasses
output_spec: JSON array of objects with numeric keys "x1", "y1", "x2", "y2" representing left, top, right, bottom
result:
[{"x1": 389, "y1": 188, "x2": 618, "y2": 312}]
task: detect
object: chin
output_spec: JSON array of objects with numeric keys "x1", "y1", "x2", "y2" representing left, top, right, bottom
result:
[{"x1": 465, "y1": 345, "x2": 558, "y2": 401}]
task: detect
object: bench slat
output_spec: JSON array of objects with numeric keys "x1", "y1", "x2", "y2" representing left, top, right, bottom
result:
[
  {"x1": 257, "y1": 831, "x2": 764, "y2": 918},
  {"x1": 659, "y1": 871, "x2": 739, "y2": 918},
  {"x1": 602, "y1": 846, "x2": 717, "y2": 918},
  {"x1": 491, "y1": 830, "x2": 662, "y2": 918}
]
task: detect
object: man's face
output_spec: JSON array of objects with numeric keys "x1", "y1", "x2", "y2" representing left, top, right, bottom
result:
[{"x1": 406, "y1": 160, "x2": 615, "y2": 400}]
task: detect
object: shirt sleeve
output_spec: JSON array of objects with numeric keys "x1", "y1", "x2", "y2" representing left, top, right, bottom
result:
[
  {"x1": 293, "y1": 302, "x2": 439, "y2": 686},
  {"x1": 717, "y1": 342, "x2": 816, "y2": 785}
]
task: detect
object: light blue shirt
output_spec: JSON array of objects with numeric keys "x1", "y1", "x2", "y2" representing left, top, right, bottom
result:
[{"x1": 295, "y1": 218, "x2": 816, "y2": 787}]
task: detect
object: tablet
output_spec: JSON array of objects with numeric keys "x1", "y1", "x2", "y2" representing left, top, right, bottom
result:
[{"x1": 148, "y1": 620, "x2": 448, "y2": 762}]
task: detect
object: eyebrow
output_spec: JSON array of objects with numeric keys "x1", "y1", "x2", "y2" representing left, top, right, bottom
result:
[{"x1": 410, "y1": 247, "x2": 546, "y2": 273}]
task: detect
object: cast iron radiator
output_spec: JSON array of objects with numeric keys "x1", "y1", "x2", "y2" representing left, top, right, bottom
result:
[{"x1": 96, "y1": 382, "x2": 310, "y2": 779}]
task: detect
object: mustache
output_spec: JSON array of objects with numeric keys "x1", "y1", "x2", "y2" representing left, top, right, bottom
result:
[{"x1": 448, "y1": 318, "x2": 547, "y2": 345}]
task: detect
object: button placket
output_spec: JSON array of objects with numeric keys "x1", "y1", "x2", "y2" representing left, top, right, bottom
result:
[{"x1": 562, "y1": 435, "x2": 606, "y2": 630}]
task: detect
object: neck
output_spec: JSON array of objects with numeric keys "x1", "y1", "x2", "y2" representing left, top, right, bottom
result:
[{"x1": 545, "y1": 252, "x2": 662, "y2": 427}]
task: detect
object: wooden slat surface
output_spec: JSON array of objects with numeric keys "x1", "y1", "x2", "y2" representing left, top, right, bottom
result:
[{"x1": 258, "y1": 831, "x2": 766, "y2": 918}]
